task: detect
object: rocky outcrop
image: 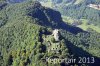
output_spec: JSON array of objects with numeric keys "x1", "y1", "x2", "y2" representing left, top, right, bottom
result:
[{"x1": 52, "y1": 29, "x2": 59, "y2": 41}]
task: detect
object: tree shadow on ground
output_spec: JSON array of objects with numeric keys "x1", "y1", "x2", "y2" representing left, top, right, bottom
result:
[
  {"x1": 28, "y1": 6, "x2": 86, "y2": 34},
  {"x1": 64, "y1": 40, "x2": 100, "y2": 66}
]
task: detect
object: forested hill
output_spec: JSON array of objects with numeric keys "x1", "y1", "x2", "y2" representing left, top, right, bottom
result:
[
  {"x1": 0, "y1": 0, "x2": 100, "y2": 66},
  {"x1": 54, "y1": 0, "x2": 100, "y2": 27},
  {"x1": 37, "y1": 0, "x2": 100, "y2": 27}
]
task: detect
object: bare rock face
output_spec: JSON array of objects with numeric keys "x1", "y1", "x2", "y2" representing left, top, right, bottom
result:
[{"x1": 52, "y1": 29, "x2": 59, "y2": 41}]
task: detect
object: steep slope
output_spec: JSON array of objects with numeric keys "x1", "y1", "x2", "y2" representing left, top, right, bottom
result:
[
  {"x1": 0, "y1": 1, "x2": 71, "y2": 66},
  {"x1": 37, "y1": 0, "x2": 100, "y2": 27},
  {"x1": 0, "y1": 0, "x2": 100, "y2": 66},
  {"x1": 53, "y1": 0, "x2": 100, "y2": 27}
]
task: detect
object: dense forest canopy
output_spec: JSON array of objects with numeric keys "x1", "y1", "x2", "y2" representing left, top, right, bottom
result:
[
  {"x1": 0, "y1": 0, "x2": 100, "y2": 66},
  {"x1": 52, "y1": 0, "x2": 100, "y2": 27},
  {"x1": 36, "y1": 0, "x2": 100, "y2": 27}
]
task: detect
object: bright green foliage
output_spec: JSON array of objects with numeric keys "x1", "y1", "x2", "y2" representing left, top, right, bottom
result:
[
  {"x1": 0, "y1": 0, "x2": 100, "y2": 66},
  {"x1": 52, "y1": 0, "x2": 100, "y2": 27}
]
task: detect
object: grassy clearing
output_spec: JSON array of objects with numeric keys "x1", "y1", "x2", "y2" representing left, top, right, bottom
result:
[
  {"x1": 78, "y1": 19, "x2": 100, "y2": 33},
  {"x1": 74, "y1": 0, "x2": 84, "y2": 4},
  {"x1": 40, "y1": 1, "x2": 52, "y2": 8},
  {"x1": 62, "y1": 16, "x2": 100, "y2": 33},
  {"x1": 62, "y1": 16, "x2": 74, "y2": 24}
]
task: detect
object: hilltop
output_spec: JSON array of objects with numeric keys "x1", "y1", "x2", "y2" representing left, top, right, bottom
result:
[{"x1": 0, "y1": 0, "x2": 100, "y2": 66}]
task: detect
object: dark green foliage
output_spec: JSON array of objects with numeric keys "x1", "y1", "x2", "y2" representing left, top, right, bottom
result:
[
  {"x1": 53, "y1": 0, "x2": 100, "y2": 27},
  {"x1": 60, "y1": 29, "x2": 100, "y2": 57},
  {"x1": 0, "y1": 0, "x2": 100, "y2": 66}
]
